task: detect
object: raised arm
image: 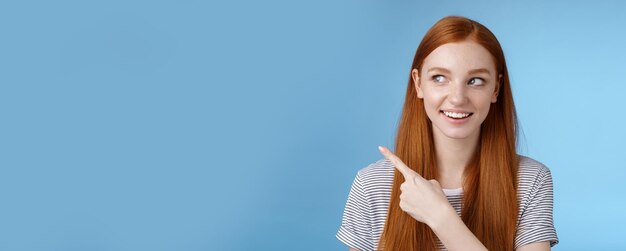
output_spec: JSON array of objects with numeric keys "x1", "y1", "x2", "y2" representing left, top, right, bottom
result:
[{"x1": 378, "y1": 146, "x2": 488, "y2": 251}]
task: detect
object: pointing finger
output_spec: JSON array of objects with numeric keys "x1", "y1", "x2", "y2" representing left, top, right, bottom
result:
[{"x1": 378, "y1": 146, "x2": 423, "y2": 181}]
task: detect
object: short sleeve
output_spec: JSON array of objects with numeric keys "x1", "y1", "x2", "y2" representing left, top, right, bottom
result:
[
  {"x1": 515, "y1": 166, "x2": 559, "y2": 249},
  {"x1": 336, "y1": 171, "x2": 374, "y2": 251}
]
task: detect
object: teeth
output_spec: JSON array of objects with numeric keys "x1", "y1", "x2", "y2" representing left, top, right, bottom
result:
[{"x1": 443, "y1": 111, "x2": 471, "y2": 119}]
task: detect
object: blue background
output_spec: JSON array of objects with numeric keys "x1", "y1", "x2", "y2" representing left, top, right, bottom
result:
[{"x1": 1, "y1": 0, "x2": 624, "y2": 250}]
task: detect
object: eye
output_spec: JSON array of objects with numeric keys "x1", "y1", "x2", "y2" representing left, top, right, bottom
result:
[
  {"x1": 468, "y1": 77, "x2": 485, "y2": 86},
  {"x1": 432, "y1": 75, "x2": 446, "y2": 83}
]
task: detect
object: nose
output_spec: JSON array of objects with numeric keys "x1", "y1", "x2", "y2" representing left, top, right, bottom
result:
[{"x1": 448, "y1": 81, "x2": 468, "y2": 106}]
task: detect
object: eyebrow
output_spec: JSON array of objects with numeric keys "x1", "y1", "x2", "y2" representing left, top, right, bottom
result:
[
  {"x1": 467, "y1": 68, "x2": 491, "y2": 75},
  {"x1": 427, "y1": 67, "x2": 451, "y2": 74},
  {"x1": 427, "y1": 67, "x2": 492, "y2": 76}
]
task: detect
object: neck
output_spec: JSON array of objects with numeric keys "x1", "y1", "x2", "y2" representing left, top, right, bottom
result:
[{"x1": 432, "y1": 128, "x2": 480, "y2": 185}]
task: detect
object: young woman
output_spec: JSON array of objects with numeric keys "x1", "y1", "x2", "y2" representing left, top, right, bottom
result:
[{"x1": 336, "y1": 16, "x2": 559, "y2": 251}]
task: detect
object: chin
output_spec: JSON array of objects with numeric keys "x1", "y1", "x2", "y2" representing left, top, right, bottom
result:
[
  {"x1": 442, "y1": 132, "x2": 473, "y2": 139},
  {"x1": 437, "y1": 127, "x2": 480, "y2": 140}
]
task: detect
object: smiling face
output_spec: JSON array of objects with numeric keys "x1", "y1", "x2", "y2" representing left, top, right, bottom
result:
[{"x1": 412, "y1": 40, "x2": 501, "y2": 140}]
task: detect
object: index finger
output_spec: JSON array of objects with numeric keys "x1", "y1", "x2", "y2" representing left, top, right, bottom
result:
[{"x1": 378, "y1": 146, "x2": 424, "y2": 181}]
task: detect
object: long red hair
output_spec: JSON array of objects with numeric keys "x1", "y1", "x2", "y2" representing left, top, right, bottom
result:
[{"x1": 377, "y1": 16, "x2": 519, "y2": 250}]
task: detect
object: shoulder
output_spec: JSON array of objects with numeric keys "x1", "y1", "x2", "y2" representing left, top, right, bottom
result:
[
  {"x1": 516, "y1": 155, "x2": 555, "y2": 208},
  {"x1": 357, "y1": 158, "x2": 395, "y2": 179},
  {"x1": 354, "y1": 158, "x2": 395, "y2": 190},
  {"x1": 517, "y1": 154, "x2": 553, "y2": 182}
]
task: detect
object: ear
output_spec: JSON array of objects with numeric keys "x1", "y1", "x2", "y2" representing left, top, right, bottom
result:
[
  {"x1": 412, "y1": 68, "x2": 423, "y2": 99},
  {"x1": 491, "y1": 73, "x2": 502, "y2": 103}
]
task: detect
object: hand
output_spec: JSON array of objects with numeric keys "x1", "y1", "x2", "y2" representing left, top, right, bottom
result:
[{"x1": 378, "y1": 145, "x2": 454, "y2": 227}]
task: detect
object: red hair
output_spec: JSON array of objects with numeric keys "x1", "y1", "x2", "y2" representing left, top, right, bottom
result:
[{"x1": 377, "y1": 16, "x2": 519, "y2": 250}]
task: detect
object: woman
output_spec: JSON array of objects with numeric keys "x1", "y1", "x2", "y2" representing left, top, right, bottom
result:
[{"x1": 336, "y1": 16, "x2": 559, "y2": 251}]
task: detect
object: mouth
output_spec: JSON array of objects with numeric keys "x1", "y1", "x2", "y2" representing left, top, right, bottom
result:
[{"x1": 440, "y1": 110, "x2": 473, "y2": 120}]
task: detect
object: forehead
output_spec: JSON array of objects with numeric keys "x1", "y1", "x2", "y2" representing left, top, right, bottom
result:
[{"x1": 422, "y1": 41, "x2": 496, "y2": 74}]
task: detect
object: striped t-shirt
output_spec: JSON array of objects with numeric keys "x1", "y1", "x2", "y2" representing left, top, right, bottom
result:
[{"x1": 336, "y1": 155, "x2": 559, "y2": 251}]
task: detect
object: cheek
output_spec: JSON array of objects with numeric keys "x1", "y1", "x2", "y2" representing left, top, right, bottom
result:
[
  {"x1": 422, "y1": 95, "x2": 443, "y2": 119},
  {"x1": 422, "y1": 95, "x2": 437, "y2": 110},
  {"x1": 477, "y1": 94, "x2": 494, "y2": 110},
  {"x1": 422, "y1": 89, "x2": 443, "y2": 105},
  {"x1": 472, "y1": 94, "x2": 494, "y2": 121},
  {"x1": 467, "y1": 90, "x2": 493, "y2": 106}
]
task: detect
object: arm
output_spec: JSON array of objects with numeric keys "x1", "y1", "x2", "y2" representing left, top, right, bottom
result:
[
  {"x1": 429, "y1": 206, "x2": 488, "y2": 251},
  {"x1": 379, "y1": 146, "x2": 488, "y2": 251},
  {"x1": 346, "y1": 210, "x2": 550, "y2": 251},
  {"x1": 429, "y1": 201, "x2": 553, "y2": 251},
  {"x1": 516, "y1": 241, "x2": 550, "y2": 251},
  {"x1": 430, "y1": 211, "x2": 551, "y2": 251}
]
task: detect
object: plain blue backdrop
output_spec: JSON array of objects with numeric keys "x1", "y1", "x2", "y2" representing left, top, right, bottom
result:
[{"x1": 1, "y1": 0, "x2": 624, "y2": 250}]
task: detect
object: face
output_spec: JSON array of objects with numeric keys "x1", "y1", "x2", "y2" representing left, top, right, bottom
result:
[{"x1": 412, "y1": 40, "x2": 501, "y2": 140}]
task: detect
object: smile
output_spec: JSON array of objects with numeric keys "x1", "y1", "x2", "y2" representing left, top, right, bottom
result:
[{"x1": 441, "y1": 110, "x2": 473, "y2": 119}]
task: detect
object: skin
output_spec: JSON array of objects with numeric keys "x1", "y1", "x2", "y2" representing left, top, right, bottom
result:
[{"x1": 347, "y1": 41, "x2": 550, "y2": 251}]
